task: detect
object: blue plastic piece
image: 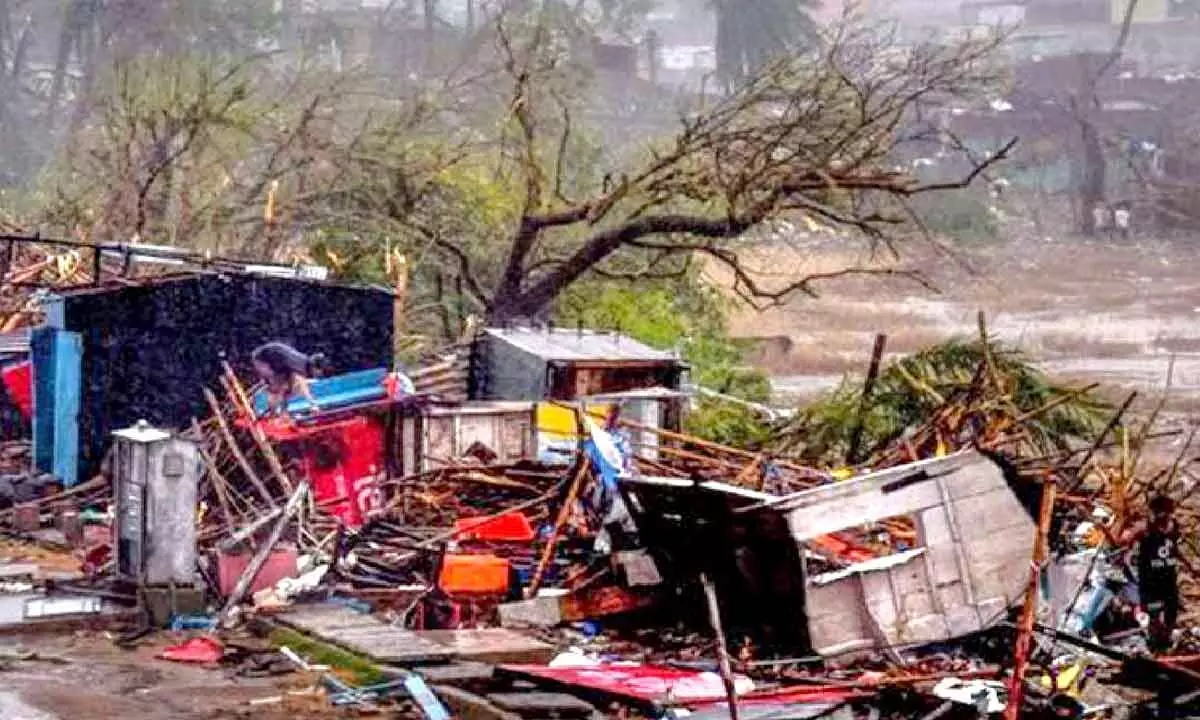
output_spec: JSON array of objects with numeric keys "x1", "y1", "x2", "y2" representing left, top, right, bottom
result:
[
  {"x1": 251, "y1": 367, "x2": 389, "y2": 417},
  {"x1": 31, "y1": 327, "x2": 82, "y2": 487},
  {"x1": 402, "y1": 675, "x2": 451, "y2": 720},
  {"x1": 326, "y1": 595, "x2": 374, "y2": 614},
  {"x1": 170, "y1": 613, "x2": 218, "y2": 631}
]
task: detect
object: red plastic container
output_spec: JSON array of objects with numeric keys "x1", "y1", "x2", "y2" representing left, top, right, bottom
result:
[
  {"x1": 453, "y1": 512, "x2": 535, "y2": 542},
  {"x1": 438, "y1": 554, "x2": 511, "y2": 595},
  {"x1": 2, "y1": 361, "x2": 32, "y2": 419}
]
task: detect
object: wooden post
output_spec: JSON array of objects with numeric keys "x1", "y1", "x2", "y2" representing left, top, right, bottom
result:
[
  {"x1": 392, "y1": 252, "x2": 407, "y2": 366},
  {"x1": 204, "y1": 389, "x2": 277, "y2": 507},
  {"x1": 220, "y1": 480, "x2": 309, "y2": 625},
  {"x1": 192, "y1": 419, "x2": 238, "y2": 528},
  {"x1": 222, "y1": 362, "x2": 295, "y2": 494},
  {"x1": 525, "y1": 455, "x2": 590, "y2": 598},
  {"x1": 847, "y1": 333, "x2": 887, "y2": 465},
  {"x1": 1004, "y1": 480, "x2": 1057, "y2": 720},
  {"x1": 700, "y1": 573, "x2": 740, "y2": 720}
]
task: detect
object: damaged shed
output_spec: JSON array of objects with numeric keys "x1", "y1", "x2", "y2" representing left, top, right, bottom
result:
[
  {"x1": 623, "y1": 450, "x2": 1040, "y2": 658},
  {"x1": 33, "y1": 273, "x2": 394, "y2": 485},
  {"x1": 471, "y1": 327, "x2": 687, "y2": 403}
]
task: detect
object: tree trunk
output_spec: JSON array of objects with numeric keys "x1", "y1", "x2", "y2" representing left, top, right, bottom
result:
[
  {"x1": 423, "y1": 0, "x2": 436, "y2": 61},
  {"x1": 1078, "y1": 113, "x2": 1106, "y2": 236},
  {"x1": 47, "y1": 0, "x2": 81, "y2": 121}
]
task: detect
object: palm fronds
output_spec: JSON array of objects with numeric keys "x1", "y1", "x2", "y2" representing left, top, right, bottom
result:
[{"x1": 772, "y1": 338, "x2": 1113, "y2": 466}]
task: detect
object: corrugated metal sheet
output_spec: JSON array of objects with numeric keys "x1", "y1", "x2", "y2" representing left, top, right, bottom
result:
[
  {"x1": 0, "y1": 329, "x2": 31, "y2": 355},
  {"x1": 410, "y1": 348, "x2": 470, "y2": 401},
  {"x1": 483, "y1": 327, "x2": 678, "y2": 362}
]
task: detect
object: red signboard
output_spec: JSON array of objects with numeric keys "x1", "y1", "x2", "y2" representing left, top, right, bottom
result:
[
  {"x1": 500, "y1": 663, "x2": 861, "y2": 710},
  {"x1": 302, "y1": 415, "x2": 385, "y2": 529}
]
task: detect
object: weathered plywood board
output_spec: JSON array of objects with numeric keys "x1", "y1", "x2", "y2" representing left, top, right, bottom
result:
[
  {"x1": 278, "y1": 606, "x2": 552, "y2": 666},
  {"x1": 414, "y1": 629, "x2": 555, "y2": 665},
  {"x1": 784, "y1": 452, "x2": 1036, "y2": 656}
]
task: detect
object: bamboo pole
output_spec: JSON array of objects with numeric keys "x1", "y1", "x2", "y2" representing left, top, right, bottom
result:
[
  {"x1": 846, "y1": 333, "x2": 887, "y2": 465},
  {"x1": 220, "y1": 481, "x2": 309, "y2": 624},
  {"x1": 221, "y1": 362, "x2": 294, "y2": 494},
  {"x1": 192, "y1": 419, "x2": 239, "y2": 526},
  {"x1": 204, "y1": 388, "x2": 278, "y2": 508},
  {"x1": 1004, "y1": 480, "x2": 1057, "y2": 720},
  {"x1": 526, "y1": 455, "x2": 590, "y2": 598},
  {"x1": 701, "y1": 573, "x2": 740, "y2": 720}
]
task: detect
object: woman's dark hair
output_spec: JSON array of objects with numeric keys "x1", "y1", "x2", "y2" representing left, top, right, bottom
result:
[
  {"x1": 252, "y1": 342, "x2": 323, "y2": 378},
  {"x1": 251, "y1": 344, "x2": 294, "y2": 378},
  {"x1": 307, "y1": 352, "x2": 329, "y2": 378}
]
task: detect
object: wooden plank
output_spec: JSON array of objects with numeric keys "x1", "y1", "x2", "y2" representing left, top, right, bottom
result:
[
  {"x1": 415, "y1": 629, "x2": 555, "y2": 664},
  {"x1": 416, "y1": 662, "x2": 496, "y2": 685},
  {"x1": 280, "y1": 607, "x2": 550, "y2": 665},
  {"x1": 277, "y1": 605, "x2": 384, "y2": 634},
  {"x1": 340, "y1": 633, "x2": 454, "y2": 664},
  {"x1": 486, "y1": 692, "x2": 597, "y2": 717}
]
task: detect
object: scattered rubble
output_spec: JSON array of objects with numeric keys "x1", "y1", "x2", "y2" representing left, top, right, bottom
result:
[{"x1": 0, "y1": 243, "x2": 1197, "y2": 718}]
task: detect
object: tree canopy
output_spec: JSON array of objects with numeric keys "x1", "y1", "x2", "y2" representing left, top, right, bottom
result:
[{"x1": 6, "y1": 3, "x2": 1013, "y2": 345}]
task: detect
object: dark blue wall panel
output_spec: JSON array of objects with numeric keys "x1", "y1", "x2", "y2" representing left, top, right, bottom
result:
[{"x1": 53, "y1": 274, "x2": 393, "y2": 482}]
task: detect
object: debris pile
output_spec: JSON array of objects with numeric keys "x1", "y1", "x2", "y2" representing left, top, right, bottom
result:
[{"x1": 4, "y1": 304, "x2": 1200, "y2": 718}]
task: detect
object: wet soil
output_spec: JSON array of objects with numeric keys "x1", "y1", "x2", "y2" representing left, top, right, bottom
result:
[
  {"x1": 720, "y1": 234, "x2": 1200, "y2": 408},
  {"x1": 0, "y1": 632, "x2": 334, "y2": 720}
]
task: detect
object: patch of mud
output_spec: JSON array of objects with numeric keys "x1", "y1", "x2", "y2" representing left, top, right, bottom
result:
[{"x1": 727, "y1": 236, "x2": 1200, "y2": 402}]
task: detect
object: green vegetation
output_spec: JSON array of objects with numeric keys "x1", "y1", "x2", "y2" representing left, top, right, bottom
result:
[
  {"x1": 911, "y1": 190, "x2": 999, "y2": 243},
  {"x1": 774, "y1": 338, "x2": 1112, "y2": 465},
  {"x1": 268, "y1": 626, "x2": 388, "y2": 686}
]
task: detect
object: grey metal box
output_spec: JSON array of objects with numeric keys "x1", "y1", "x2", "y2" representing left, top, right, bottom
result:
[{"x1": 112, "y1": 420, "x2": 201, "y2": 586}]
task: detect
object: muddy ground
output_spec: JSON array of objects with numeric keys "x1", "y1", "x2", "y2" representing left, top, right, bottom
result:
[
  {"x1": 719, "y1": 232, "x2": 1200, "y2": 409},
  {"x1": 0, "y1": 632, "x2": 335, "y2": 720}
]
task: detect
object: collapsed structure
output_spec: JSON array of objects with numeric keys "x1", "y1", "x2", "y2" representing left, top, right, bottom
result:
[{"x1": 1, "y1": 237, "x2": 1199, "y2": 718}]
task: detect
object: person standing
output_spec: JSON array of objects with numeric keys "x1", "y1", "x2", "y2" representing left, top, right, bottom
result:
[
  {"x1": 1113, "y1": 203, "x2": 1132, "y2": 240},
  {"x1": 1119, "y1": 495, "x2": 1196, "y2": 653}
]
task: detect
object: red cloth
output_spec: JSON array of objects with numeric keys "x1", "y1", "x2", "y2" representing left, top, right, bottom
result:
[
  {"x1": 158, "y1": 636, "x2": 225, "y2": 664},
  {"x1": 2, "y1": 361, "x2": 31, "y2": 419}
]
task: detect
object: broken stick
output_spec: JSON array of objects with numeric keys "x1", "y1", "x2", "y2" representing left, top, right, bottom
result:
[
  {"x1": 222, "y1": 362, "x2": 295, "y2": 495},
  {"x1": 204, "y1": 388, "x2": 277, "y2": 508},
  {"x1": 220, "y1": 480, "x2": 310, "y2": 625},
  {"x1": 526, "y1": 455, "x2": 591, "y2": 599},
  {"x1": 1004, "y1": 480, "x2": 1056, "y2": 720},
  {"x1": 700, "y1": 573, "x2": 740, "y2": 720}
]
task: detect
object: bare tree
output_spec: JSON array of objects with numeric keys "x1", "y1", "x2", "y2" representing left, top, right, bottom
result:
[
  {"x1": 41, "y1": 52, "x2": 357, "y2": 254},
  {"x1": 374, "y1": 19, "x2": 1015, "y2": 324}
]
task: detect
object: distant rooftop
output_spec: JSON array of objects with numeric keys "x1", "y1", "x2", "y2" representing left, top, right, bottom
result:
[{"x1": 483, "y1": 327, "x2": 680, "y2": 363}]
